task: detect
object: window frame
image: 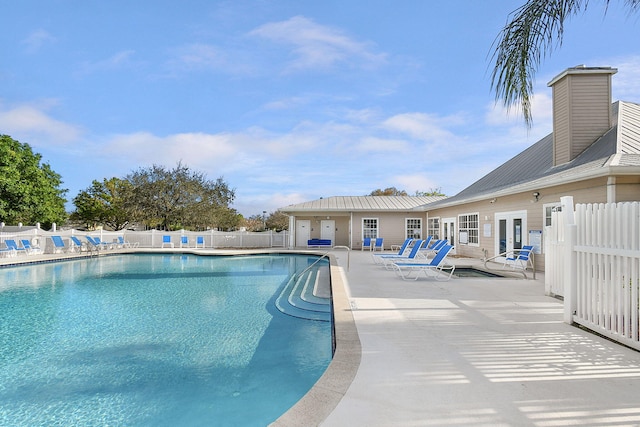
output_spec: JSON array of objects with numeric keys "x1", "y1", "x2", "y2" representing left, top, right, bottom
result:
[
  {"x1": 427, "y1": 217, "x2": 440, "y2": 239},
  {"x1": 405, "y1": 218, "x2": 422, "y2": 239},
  {"x1": 362, "y1": 218, "x2": 379, "y2": 239},
  {"x1": 458, "y1": 212, "x2": 479, "y2": 246}
]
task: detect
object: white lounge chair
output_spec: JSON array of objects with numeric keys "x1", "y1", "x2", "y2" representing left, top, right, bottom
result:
[
  {"x1": 374, "y1": 239, "x2": 426, "y2": 269},
  {"x1": 392, "y1": 244, "x2": 455, "y2": 281}
]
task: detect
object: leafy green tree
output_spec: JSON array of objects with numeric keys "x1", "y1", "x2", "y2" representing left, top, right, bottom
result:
[
  {"x1": 491, "y1": 0, "x2": 640, "y2": 127},
  {"x1": 71, "y1": 177, "x2": 134, "y2": 230},
  {"x1": 125, "y1": 162, "x2": 235, "y2": 230},
  {"x1": 0, "y1": 135, "x2": 67, "y2": 228},
  {"x1": 368, "y1": 187, "x2": 409, "y2": 196}
]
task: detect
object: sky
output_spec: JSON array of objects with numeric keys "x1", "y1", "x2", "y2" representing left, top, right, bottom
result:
[{"x1": 2, "y1": 1, "x2": 640, "y2": 217}]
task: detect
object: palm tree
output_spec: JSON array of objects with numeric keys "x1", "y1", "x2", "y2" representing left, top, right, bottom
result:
[{"x1": 490, "y1": 0, "x2": 640, "y2": 127}]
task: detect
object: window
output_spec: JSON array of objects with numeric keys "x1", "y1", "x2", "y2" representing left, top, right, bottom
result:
[
  {"x1": 362, "y1": 218, "x2": 378, "y2": 239},
  {"x1": 427, "y1": 217, "x2": 440, "y2": 239},
  {"x1": 406, "y1": 218, "x2": 422, "y2": 239},
  {"x1": 544, "y1": 203, "x2": 562, "y2": 227},
  {"x1": 458, "y1": 213, "x2": 479, "y2": 245}
]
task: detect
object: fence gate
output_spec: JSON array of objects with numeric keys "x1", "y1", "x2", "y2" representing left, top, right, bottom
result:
[{"x1": 550, "y1": 197, "x2": 640, "y2": 351}]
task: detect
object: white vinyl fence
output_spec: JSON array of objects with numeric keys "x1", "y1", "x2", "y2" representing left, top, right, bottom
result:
[
  {"x1": 546, "y1": 196, "x2": 640, "y2": 350},
  {"x1": 0, "y1": 227, "x2": 289, "y2": 254}
]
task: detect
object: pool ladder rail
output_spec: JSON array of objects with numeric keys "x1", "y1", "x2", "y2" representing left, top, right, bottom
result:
[{"x1": 275, "y1": 264, "x2": 331, "y2": 322}]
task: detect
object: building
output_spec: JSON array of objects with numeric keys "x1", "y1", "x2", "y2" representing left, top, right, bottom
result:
[{"x1": 280, "y1": 66, "x2": 640, "y2": 270}]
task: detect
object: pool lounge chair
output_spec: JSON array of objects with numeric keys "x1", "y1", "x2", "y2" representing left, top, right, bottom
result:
[
  {"x1": 375, "y1": 239, "x2": 425, "y2": 269},
  {"x1": 180, "y1": 236, "x2": 189, "y2": 248},
  {"x1": 85, "y1": 236, "x2": 110, "y2": 250},
  {"x1": 162, "y1": 235, "x2": 174, "y2": 248},
  {"x1": 117, "y1": 236, "x2": 139, "y2": 248},
  {"x1": 372, "y1": 238, "x2": 415, "y2": 264},
  {"x1": 4, "y1": 239, "x2": 27, "y2": 255},
  {"x1": 420, "y1": 238, "x2": 447, "y2": 258},
  {"x1": 372, "y1": 238, "x2": 384, "y2": 252},
  {"x1": 70, "y1": 236, "x2": 86, "y2": 252},
  {"x1": 392, "y1": 244, "x2": 455, "y2": 281},
  {"x1": 0, "y1": 243, "x2": 16, "y2": 258},
  {"x1": 51, "y1": 235, "x2": 67, "y2": 253},
  {"x1": 21, "y1": 239, "x2": 43, "y2": 255},
  {"x1": 195, "y1": 236, "x2": 205, "y2": 248}
]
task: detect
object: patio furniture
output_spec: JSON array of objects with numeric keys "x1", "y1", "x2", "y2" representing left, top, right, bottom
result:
[
  {"x1": 503, "y1": 245, "x2": 534, "y2": 271},
  {"x1": 162, "y1": 235, "x2": 174, "y2": 248},
  {"x1": 361, "y1": 237, "x2": 372, "y2": 251},
  {"x1": 392, "y1": 244, "x2": 455, "y2": 281},
  {"x1": 372, "y1": 238, "x2": 415, "y2": 264},
  {"x1": 51, "y1": 235, "x2": 67, "y2": 253},
  {"x1": 4, "y1": 239, "x2": 27, "y2": 255},
  {"x1": 375, "y1": 239, "x2": 425, "y2": 269},
  {"x1": 372, "y1": 238, "x2": 384, "y2": 251},
  {"x1": 307, "y1": 239, "x2": 331, "y2": 248},
  {"x1": 20, "y1": 239, "x2": 43, "y2": 255}
]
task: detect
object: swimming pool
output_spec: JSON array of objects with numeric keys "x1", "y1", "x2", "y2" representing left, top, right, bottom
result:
[{"x1": 0, "y1": 254, "x2": 332, "y2": 426}]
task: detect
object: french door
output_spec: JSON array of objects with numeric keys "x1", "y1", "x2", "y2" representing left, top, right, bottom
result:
[{"x1": 495, "y1": 211, "x2": 527, "y2": 260}]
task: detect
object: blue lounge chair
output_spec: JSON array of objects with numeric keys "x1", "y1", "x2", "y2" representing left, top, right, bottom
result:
[
  {"x1": 162, "y1": 235, "x2": 174, "y2": 248},
  {"x1": 361, "y1": 237, "x2": 372, "y2": 251},
  {"x1": 0, "y1": 242, "x2": 16, "y2": 258},
  {"x1": 415, "y1": 238, "x2": 445, "y2": 259},
  {"x1": 375, "y1": 239, "x2": 425, "y2": 269},
  {"x1": 51, "y1": 235, "x2": 67, "y2": 253},
  {"x1": 372, "y1": 237, "x2": 384, "y2": 252},
  {"x1": 70, "y1": 236, "x2": 85, "y2": 252},
  {"x1": 21, "y1": 239, "x2": 43, "y2": 255},
  {"x1": 85, "y1": 236, "x2": 107, "y2": 250},
  {"x1": 180, "y1": 236, "x2": 189, "y2": 248},
  {"x1": 372, "y1": 238, "x2": 415, "y2": 264},
  {"x1": 195, "y1": 236, "x2": 205, "y2": 248},
  {"x1": 503, "y1": 245, "x2": 534, "y2": 271},
  {"x1": 392, "y1": 244, "x2": 455, "y2": 281},
  {"x1": 4, "y1": 239, "x2": 27, "y2": 255}
]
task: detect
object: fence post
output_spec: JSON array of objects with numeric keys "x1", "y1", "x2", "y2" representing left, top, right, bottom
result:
[{"x1": 561, "y1": 196, "x2": 577, "y2": 324}]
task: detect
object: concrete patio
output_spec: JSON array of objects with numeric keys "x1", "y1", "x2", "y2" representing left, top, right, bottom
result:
[{"x1": 317, "y1": 249, "x2": 640, "y2": 426}]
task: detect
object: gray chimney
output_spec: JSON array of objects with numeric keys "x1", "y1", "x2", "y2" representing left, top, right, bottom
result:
[{"x1": 547, "y1": 65, "x2": 617, "y2": 166}]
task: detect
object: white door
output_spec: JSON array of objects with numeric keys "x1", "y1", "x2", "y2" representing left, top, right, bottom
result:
[
  {"x1": 495, "y1": 211, "x2": 527, "y2": 260},
  {"x1": 442, "y1": 217, "x2": 456, "y2": 250},
  {"x1": 295, "y1": 220, "x2": 311, "y2": 247},
  {"x1": 320, "y1": 220, "x2": 335, "y2": 244}
]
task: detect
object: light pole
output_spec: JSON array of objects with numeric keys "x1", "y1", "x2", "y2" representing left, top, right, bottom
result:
[{"x1": 262, "y1": 211, "x2": 267, "y2": 230}]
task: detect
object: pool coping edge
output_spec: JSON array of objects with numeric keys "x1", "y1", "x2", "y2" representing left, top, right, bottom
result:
[{"x1": 270, "y1": 253, "x2": 362, "y2": 426}]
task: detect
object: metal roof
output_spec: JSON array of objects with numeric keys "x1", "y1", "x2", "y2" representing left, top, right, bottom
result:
[
  {"x1": 280, "y1": 195, "x2": 446, "y2": 213},
  {"x1": 421, "y1": 101, "x2": 640, "y2": 210}
]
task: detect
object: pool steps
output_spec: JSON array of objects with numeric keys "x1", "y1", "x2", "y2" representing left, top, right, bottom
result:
[{"x1": 275, "y1": 265, "x2": 331, "y2": 322}]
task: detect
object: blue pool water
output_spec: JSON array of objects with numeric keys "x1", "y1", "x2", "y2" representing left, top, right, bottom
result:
[{"x1": 0, "y1": 254, "x2": 332, "y2": 426}]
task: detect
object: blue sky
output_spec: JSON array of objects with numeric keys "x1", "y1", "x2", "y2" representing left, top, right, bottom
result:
[{"x1": 2, "y1": 1, "x2": 639, "y2": 216}]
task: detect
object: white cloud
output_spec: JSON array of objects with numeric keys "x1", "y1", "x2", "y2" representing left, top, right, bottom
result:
[
  {"x1": 77, "y1": 50, "x2": 137, "y2": 75},
  {"x1": 0, "y1": 102, "x2": 82, "y2": 145},
  {"x1": 21, "y1": 29, "x2": 56, "y2": 53},
  {"x1": 248, "y1": 16, "x2": 386, "y2": 72},
  {"x1": 612, "y1": 55, "x2": 640, "y2": 101},
  {"x1": 382, "y1": 112, "x2": 463, "y2": 144}
]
